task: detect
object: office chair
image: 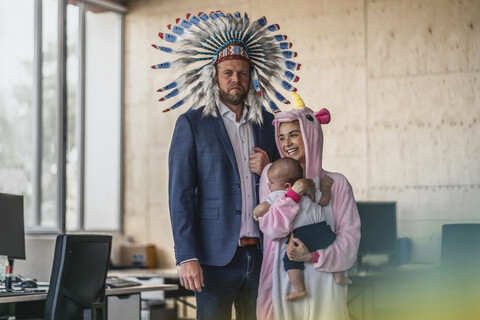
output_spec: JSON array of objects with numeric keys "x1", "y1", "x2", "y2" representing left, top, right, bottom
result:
[
  {"x1": 441, "y1": 223, "x2": 480, "y2": 274},
  {"x1": 17, "y1": 234, "x2": 112, "y2": 320}
]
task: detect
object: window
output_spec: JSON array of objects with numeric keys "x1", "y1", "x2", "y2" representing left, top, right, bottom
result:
[
  {"x1": 0, "y1": 0, "x2": 125, "y2": 233},
  {"x1": 83, "y1": 7, "x2": 122, "y2": 230},
  {"x1": 0, "y1": 0, "x2": 36, "y2": 226}
]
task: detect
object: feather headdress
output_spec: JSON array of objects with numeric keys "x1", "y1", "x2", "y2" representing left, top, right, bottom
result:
[{"x1": 151, "y1": 11, "x2": 301, "y2": 124}]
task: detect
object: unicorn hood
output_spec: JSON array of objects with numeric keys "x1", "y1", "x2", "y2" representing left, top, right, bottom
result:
[{"x1": 272, "y1": 93, "x2": 330, "y2": 179}]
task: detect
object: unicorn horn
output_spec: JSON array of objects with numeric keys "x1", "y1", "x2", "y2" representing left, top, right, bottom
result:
[{"x1": 292, "y1": 92, "x2": 305, "y2": 109}]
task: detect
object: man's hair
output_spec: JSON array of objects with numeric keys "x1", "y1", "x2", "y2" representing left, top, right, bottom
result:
[{"x1": 269, "y1": 157, "x2": 303, "y2": 185}]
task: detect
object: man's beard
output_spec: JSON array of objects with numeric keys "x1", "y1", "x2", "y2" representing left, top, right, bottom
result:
[{"x1": 219, "y1": 87, "x2": 248, "y2": 106}]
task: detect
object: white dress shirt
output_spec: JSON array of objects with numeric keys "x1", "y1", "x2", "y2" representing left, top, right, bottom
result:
[{"x1": 217, "y1": 100, "x2": 260, "y2": 239}]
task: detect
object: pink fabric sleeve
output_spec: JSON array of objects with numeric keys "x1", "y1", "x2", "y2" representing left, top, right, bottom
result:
[
  {"x1": 285, "y1": 188, "x2": 301, "y2": 203},
  {"x1": 312, "y1": 171, "x2": 361, "y2": 272},
  {"x1": 258, "y1": 164, "x2": 300, "y2": 241}
]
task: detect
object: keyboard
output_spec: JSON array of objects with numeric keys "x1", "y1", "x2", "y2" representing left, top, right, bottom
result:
[{"x1": 105, "y1": 277, "x2": 142, "y2": 289}]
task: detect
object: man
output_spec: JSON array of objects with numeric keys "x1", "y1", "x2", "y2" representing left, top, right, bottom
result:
[
  {"x1": 169, "y1": 58, "x2": 278, "y2": 319},
  {"x1": 156, "y1": 11, "x2": 300, "y2": 319}
]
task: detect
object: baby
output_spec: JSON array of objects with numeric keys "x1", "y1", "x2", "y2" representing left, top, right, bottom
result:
[{"x1": 254, "y1": 157, "x2": 351, "y2": 301}]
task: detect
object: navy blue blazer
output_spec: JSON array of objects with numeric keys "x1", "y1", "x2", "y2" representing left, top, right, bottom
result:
[{"x1": 168, "y1": 106, "x2": 279, "y2": 266}]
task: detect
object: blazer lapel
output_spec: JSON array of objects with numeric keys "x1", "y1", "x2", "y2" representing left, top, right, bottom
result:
[{"x1": 211, "y1": 114, "x2": 239, "y2": 176}]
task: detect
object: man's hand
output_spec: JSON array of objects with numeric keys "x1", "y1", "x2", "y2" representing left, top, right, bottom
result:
[
  {"x1": 286, "y1": 233, "x2": 313, "y2": 263},
  {"x1": 249, "y1": 147, "x2": 270, "y2": 175},
  {"x1": 291, "y1": 178, "x2": 316, "y2": 202},
  {"x1": 179, "y1": 260, "x2": 204, "y2": 292}
]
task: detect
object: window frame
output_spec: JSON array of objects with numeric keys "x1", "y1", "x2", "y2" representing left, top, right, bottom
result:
[{"x1": 26, "y1": 0, "x2": 126, "y2": 234}]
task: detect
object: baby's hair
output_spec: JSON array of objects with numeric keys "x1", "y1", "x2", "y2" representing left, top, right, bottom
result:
[{"x1": 269, "y1": 157, "x2": 303, "y2": 185}]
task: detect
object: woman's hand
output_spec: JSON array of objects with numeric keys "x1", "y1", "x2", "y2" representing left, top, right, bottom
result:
[
  {"x1": 291, "y1": 178, "x2": 316, "y2": 202},
  {"x1": 286, "y1": 233, "x2": 313, "y2": 263}
]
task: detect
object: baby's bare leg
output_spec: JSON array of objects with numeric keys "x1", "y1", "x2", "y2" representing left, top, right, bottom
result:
[
  {"x1": 286, "y1": 269, "x2": 307, "y2": 301},
  {"x1": 333, "y1": 271, "x2": 352, "y2": 286},
  {"x1": 318, "y1": 175, "x2": 334, "y2": 207}
]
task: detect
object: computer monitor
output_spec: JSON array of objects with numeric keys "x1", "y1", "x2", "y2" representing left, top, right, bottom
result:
[
  {"x1": 0, "y1": 193, "x2": 26, "y2": 260},
  {"x1": 356, "y1": 201, "x2": 397, "y2": 266},
  {"x1": 45, "y1": 234, "x2": 112, "y2": 319}
]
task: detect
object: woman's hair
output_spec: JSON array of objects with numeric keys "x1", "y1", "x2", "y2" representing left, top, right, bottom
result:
[{"x1": 269, "y1": 157, "x2": 303, "y2": 185}]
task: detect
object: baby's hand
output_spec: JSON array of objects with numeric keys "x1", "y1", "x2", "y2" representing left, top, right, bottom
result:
[
  {"x1": 318, "y1": 175, "x2": 333, "y2": 207},
  {"x1": 292, "y1": 178, "x2": 316, "y2": 202},
  {"x1": 253, "y1": 201, "x2": 271, "y2": 219},
  {"x1": 320, "y1": 175, "x2": 333, "y2": 193}
]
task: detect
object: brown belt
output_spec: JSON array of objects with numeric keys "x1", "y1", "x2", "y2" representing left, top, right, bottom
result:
[{"x1": 239, "y1": 237, "x2": 259, "y2": 246}]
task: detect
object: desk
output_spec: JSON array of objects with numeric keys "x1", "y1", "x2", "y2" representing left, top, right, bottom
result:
[
  {"x1": 0, "y1": 283, "x2": 177, "y2": 320},
  {"x1": 108, "y1": 268, "x2": 179, "y2": 279},
  {"x1": 0, "y1": 284, "x2": 178, "y2": 304},
  {"x1": 109, "y1": 268, "x2": 196, "y2": 318}
]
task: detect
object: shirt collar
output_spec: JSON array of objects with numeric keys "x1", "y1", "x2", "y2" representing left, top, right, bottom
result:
[{"x1": 217, "y1": 99, "x2": 248, "y2": 124}]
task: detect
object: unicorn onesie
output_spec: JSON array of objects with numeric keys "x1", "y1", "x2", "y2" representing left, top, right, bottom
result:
[{"x1": 256, "y1": 96, "x2": 361, "y2": 320}]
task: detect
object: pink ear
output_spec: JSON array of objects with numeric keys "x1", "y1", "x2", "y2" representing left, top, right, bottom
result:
[
  {"x1": 315, "y1": 108, "x2": 331, "y2": 124},
  {"x1": 272, "y1": 120, "x2": 275, "y2": 126}
]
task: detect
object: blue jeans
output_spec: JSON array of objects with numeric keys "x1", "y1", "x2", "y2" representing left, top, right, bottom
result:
[{"x1": 196, "y1": 244, "x2": 262, "y2": 320}]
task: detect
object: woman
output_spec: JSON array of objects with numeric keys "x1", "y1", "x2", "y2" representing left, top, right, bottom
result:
[{"x1": 256, "y1": 100, "x2": 361, "y2": 320}]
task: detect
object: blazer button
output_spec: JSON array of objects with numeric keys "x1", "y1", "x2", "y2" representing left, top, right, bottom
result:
[
  {"x1": 236, "y1": 210, "x2": 241, "y2": 215},
  {"x1": 236, "y1": 183, "x2": 240, "y2": 188}
]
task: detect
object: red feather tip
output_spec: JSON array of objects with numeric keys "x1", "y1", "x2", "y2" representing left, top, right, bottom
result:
[
  {"x1": 186, "y1": 13, "x2": 191, "y2": 19},
  {"x1": 293, "y1": 52, "x2": 298, "y2": 57},
  {"x1": 293, "y1": 76, "x2": 300, "y2": 82},
  {"x1": 284, "y1": 35, "x2": 288, "y2": 40},
  {"x1": 150, "y1": 65, "x2": 157, "y2": 69},
  {"x1": 285, "y1": 101, "x2": 291, "y2": 104},
  {"x1": 162, "y1": 109, "x2": 170, "y2": 113},
  {"x1": 151, "y1": 44, "x2": 157, "y2": 48},
  {"x1": 158, "y1": 32, "x2": 164, "y2": 39},
  {"x1": 274, "y1": 24, "x2": 280, "y2": 30},
  {"x1": 176, "y1": 18, "x2": 180, "y2": 24},
  {"x1": 292, "y1": 88, "x2": 297, "y2": 92},
  {"x1": 297, "y1": 64, "x2": 301, "y2": 70},
  {"x1": 159, "y1": 98, "x2": 165, "y2": 102},
  {"x1": 167, "y1": 24, "x2": 172, "y2": 30},
  {"x1": 156, "y1": 88, "x2": 162, "y2": 92},
  {"x1": 263, "y1": 16, "x2": 267, "y2": 24}
]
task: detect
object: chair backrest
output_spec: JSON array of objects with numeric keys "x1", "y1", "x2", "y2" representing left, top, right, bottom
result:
[
  {"x1": 441, "y1": 224, "x2": 480, "y2": 272},
  {"x1": 44, "y1": 234, "x2": 112, "y2": 320}
]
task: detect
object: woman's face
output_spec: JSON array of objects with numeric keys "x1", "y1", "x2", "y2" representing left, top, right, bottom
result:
[{"x1": 278, "y1": 121, "x2": 305, "y2": 167}]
